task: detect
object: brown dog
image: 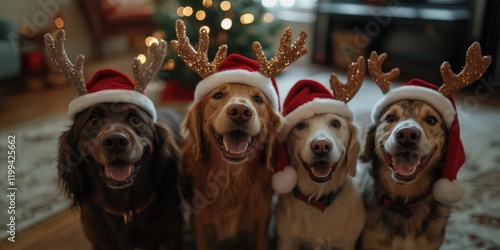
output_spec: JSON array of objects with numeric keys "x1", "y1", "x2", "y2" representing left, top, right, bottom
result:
[
  {"x1": 358, "y1": 45, "x2": 491, "y2": 249},
  {"x1": 182, "y1": 82, "x2": 282, "y2": 249},
  {"x1": 170, "y1": 20, "x2": 306, "y2": 249},
  {"x1": 47, "y1": 29, "x2": 183, "y2": 249}
]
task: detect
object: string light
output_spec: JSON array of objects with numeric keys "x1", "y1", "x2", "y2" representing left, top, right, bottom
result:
[
  {"x1": 221, "y1": 18, "x2": 232, "y2": 30},
  {"x1": 183, "y1": 6, "x2": 193, "y2": 17},
  {"x1": 220, "y1": 1, "x2": 231, "y2": 11},
  {"x1": 240, "y1": 13, "x2": 255, "y2": 25},
  {"x1": 202, "y1": 0, "x2": 213, "y2": 8},
  {"x1": 262, "y1": 13, "x2": 274, "y2": 23},
  {"x1": 261, "y1": 0, "x2": 278, "y2": 8},
  {"x1": 163, "y1": 59, "x2": 175, "y2": 70},
  {"x1": 200, "y1": 26, "x2": 210, "y2": 33},
  {"x1": 177, "y1": 7, "x2": 184, "y2": 17},
  {"x1": 54, "y1": 17, "x2": 64, "y2": 28},
  {"x1": 137, "y1": 54, "x2": 146, "y2": 64},
  {"x1": 196, "y1": 10, "x2": 206, "y2": 21},
  {"x1": 145, "y1": 36, "x2": 159, "y2": 47}
]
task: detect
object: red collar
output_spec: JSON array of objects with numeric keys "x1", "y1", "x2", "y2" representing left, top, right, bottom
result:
[
  {"x1": 104, "y1": 194, "x2": 157, "y2": 224},
  {"x1": 293, "y1": 187, "x2": 342, "y2": 213},
  {"x1": 377, "y1": 188, "x2": 426, "y2": 218}
]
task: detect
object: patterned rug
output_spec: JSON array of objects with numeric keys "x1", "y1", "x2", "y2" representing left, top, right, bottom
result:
[
  {"x1": 1, "y1": 76, "x2": 499, "y2": 248},
  {"x1": 0, "y1": 115, "x2": 71, "y2": 240}
]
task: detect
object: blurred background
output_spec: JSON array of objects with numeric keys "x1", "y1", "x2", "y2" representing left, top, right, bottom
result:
[{"x1": 0, "y1": 0, "x2": 499, "y2": 249}]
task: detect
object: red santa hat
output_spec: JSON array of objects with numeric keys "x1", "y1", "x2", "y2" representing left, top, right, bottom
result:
[
  {"x1": 371, "y1": 78, "x2": 465, "y2": 204},
  {"x1": 272, "y1": 79, "x2": 354, "y2": 194},
  {"x1": 194, "y1": 54, "x2": 280, "y2": 110},
  {"x1": 67, "y1": 69, "x2": 157, "y2": 121}
]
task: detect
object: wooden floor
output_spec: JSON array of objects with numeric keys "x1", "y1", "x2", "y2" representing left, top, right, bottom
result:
[{"x1": 0, "y1": 209, "x2": 90, "y2": 249}]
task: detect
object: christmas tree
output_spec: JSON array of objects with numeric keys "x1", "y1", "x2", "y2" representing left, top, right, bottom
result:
[{"x1": 154, "y1": 0, "x2": 282, "y2": 88}]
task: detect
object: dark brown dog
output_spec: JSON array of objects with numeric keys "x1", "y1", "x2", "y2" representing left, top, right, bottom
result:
[{"x1": 58, "y1": 103, "x2": 183, "y2": 249}]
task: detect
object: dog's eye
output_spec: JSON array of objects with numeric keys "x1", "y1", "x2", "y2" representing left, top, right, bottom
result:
[
  {"x1": 253, "y1": 96, "x2": 263, "y2": 104},
  {"x1": 88, "y1": 116, "x2": 99, "y2": 126},
  {"x1": 331, "y1": 120, "x2": 341, "y2": 128},
  {"x1": 426, "y1": 115, "x2": 437, "y2": 125},
  {"x1": 385, "y1": 115, "x2": 396, "y2": 123},
  {"x1": 213, "y1": 92, "x2": 223, "y2": 99},
  {"x1": 130, "y1": 116, "x2": 142, "y2": 125},
  {"x1": 295, "y1": 122, "x2": 306, "y2": 130}
]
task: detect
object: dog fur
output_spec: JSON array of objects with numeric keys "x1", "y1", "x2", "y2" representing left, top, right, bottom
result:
[
  {"x1": 180, "y1": 82, "x2": 282, "y2": 250},
  {"x1": 57, "y1": 103, "x2": 183, "y2": 249},
  {"x1": 358, "y1": 100, "x2": 451, "y2": 249},
  {"x1": 275, "y1": 113, "x2": 364, "y2": 250}
]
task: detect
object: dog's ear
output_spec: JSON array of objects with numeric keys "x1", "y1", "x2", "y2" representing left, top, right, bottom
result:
[
  {"x1": 264, "y1": 111, "x2": 284, "y2": 171},
  {"x1": 57, "y1": 129, "x2": 89, "y2": 208},
  {"x1": 153, "y1": 122, "x2": 181, "y2": 191},
  {"x1": 345, "y1": 123, "x2": 361, "y2": 176},
  {"x1": 182, "y1": 101, "x2": 205, "y2": 161},
  {"x1": 361, "y1": 124, "x2": 377, "y2": 162}
]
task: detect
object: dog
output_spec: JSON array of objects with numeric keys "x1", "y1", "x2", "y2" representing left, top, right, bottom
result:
[
  {"x1": 57, "y1": 103, "x2": 184, "y2": 249},
  {"x1": 170, "y1": 19, "x2": 306, "y2": 250},
  {"x1": 358, "y1": 46, "x2": 491, "y2": 249},
  {"x1": 273, "y1": 78, "x2": 365, "y2": 250},
  {"x1": 359, "y1": 99, "x2": 450, "y2": 249},
  {"x1": 181, "y1": 82, "x2": 282, "y2": 250},
  {"x1": 47, "y1": 29, "x2": 183, "y2": 249}
]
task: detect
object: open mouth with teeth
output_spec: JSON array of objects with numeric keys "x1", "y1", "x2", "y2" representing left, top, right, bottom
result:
[
  {"x1": 99, "y1": 160, "x2": 140, "y2": 188},
  {"x1": 212, "y1": 129, "x2": 259, "y2": 162},
  {"x1": 382, "y1": 145, "x2": 436, "y2": 183},
  {"x1": 300, "y1": 156, "x2": 337, "y2": 183}
]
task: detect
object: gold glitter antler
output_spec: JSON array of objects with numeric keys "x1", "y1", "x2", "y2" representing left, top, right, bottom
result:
[
  {"x1": 170, "y1": 19, "x2": 228, "y2": 78},
  {"x1": 367, "y1": 51, "x2": 400, "y2": 94},
  {"x1": 438, "y1": 42, "x2": 492, "y2": 96},
  {"x1": 252, "y1": 27, "x2": 307, "y2": 77},
  {"x1": 133, "y1": 40, "x2": 168, "y2": 93},
  {"x1": 44, "y1": 29, "x2": 87, "y2": 96},
  {"x1": 329, "y1": 56, "x2": 366, "y2": 103}
]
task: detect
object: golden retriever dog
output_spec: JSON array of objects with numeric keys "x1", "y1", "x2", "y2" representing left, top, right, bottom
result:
[
  {"x1": 274, "y1": 76, "x2": 365, "y2": 250},
  {"x1": 358, "y1": 46, "x2": 491, "y2": 249},
  {"x1": 181, "y1": 82, "x2": 282, "y2": 249},
  {"x1": 171, "y1": 19, "x2": 307, "y2": 250}
]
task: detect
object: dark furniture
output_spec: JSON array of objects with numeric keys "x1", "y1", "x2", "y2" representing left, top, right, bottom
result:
[{"x1": 313, "y1": 0, "x2": 476, "y2": 83}]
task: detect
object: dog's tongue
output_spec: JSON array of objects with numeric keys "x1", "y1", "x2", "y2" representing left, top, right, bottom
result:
[
  {"x1": 105, "y1": 164, "x2": 133, "y2": 181},
  {"x1": 223, "y1": 131, "x2": 251, "y2": 155},
  {"x1": 393, "y1": 153, "x2": 420, "y2": 175},
  {"x1": 311, "y1": 162, "x2": 332, "y2": 178}
]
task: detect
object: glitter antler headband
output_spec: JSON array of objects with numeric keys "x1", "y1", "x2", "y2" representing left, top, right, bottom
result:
[
  {"x1": 367, "y1": 52, "x2": 400, "y2": 94},
  {"x1": 329, "y1": 56, "x2": 366, "y2": 102},
  {"x1": 170, "y1": 19, "x2": 307, "y2": 78},
  {"x1": 252, "y1": 25, "x2": 307, "y2": 78},
  {"x1": 368, "y1": 42, "x2": 492, "y2": 95},
  {"x1": 44, "y1": 29, "x2": 168, "y2": 94}
]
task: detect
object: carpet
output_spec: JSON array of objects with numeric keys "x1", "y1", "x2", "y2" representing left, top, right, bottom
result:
[
  {"x1": 1, "y1": 74, "x2": 499, "y2": 248},
  {"x1": 0, "y1": 115, "x2": 71, "y2": 240}
]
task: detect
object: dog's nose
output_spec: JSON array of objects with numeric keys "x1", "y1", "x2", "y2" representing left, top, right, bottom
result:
[
  {"x1": 227, "y1": 103, "x2": 253, "y2": 123},
  {"x1": 311, "y1": 139, "x2": 332, "y2": 156},
  {"x1": 395, "y1": 127, "x2": 421, "y2": 146},
  {"x1": 103, "y1": 132, "x2": 130, "y2": 152}
]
